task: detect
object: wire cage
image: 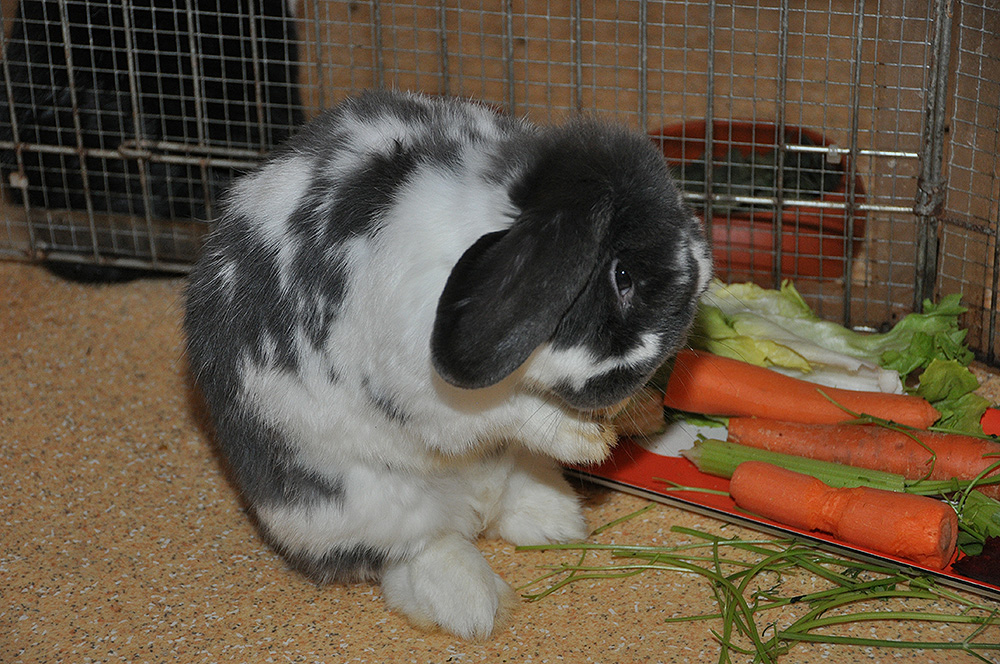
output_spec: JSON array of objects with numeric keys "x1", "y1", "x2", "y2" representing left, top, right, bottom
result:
[{"x1": 0, "y1": 0, "x2": 997, "y2": 365}]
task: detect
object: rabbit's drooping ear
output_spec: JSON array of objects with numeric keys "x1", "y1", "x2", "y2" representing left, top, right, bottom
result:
[{"x1": 431, "y1": 211, "x2": 604, "y2": 389}]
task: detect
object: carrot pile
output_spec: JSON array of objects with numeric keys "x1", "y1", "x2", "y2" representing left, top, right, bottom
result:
[{"x1": 661, "y1": 348, "x2": 1000, "y2": 570}]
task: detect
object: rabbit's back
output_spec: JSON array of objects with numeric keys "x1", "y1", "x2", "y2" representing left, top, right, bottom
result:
[{"x1": 185, "y1": 92, "x2": 536, "y2": 480}]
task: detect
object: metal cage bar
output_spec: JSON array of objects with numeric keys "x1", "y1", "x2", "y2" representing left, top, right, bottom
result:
[{"x1": 0, "y1": 0, "x2": 996, "y2": 363}]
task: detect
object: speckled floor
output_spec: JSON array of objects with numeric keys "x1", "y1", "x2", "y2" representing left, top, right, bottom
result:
[{"x1": 2, "y1": 259, "x2": 999, "y2": 663}]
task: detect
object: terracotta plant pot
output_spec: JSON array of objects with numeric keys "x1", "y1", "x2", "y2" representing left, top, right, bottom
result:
[{"x1": 650, "y1": 120, "x2": 866, "y2": 280}]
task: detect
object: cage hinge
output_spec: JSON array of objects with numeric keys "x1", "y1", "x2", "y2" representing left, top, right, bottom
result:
[{"x1": 913, "y1": 175, "x2": 947, "y2": 218}]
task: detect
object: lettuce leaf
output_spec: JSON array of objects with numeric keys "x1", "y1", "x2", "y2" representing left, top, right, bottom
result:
[
  {"x1": 877, "y1": 295, "x2": 974, "y2": 375},
  {"x1": 915, "y1": 359, "x2": 990, "y2": 434},
  {"x1": 699, "y1": 281, "x2": 971, "y2": 371},
  {"x1": 693, "y1": 281, "x2": 904, "y2": 393}
]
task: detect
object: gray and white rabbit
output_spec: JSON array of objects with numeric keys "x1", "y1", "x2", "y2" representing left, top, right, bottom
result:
[{"x1": 184, "y1": 89, "x2": 711, "y2": 639}]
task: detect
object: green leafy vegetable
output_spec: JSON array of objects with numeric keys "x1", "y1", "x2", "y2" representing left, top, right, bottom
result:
[
  {"x1": 917, "y1": 359, "x2": 991, "y2": 434},
  {"x1": 879, "y1": 295, "x2": 975, "y2": 375},
  {"x1": 697, "y1": 282, "x2": 972, "y2": 377},
  {"x1": 694, "y1": 280, "x2": 904, "y2": 394},
  {"x1": 694, "y1": 303, "x2": 814, "y2": 372}
]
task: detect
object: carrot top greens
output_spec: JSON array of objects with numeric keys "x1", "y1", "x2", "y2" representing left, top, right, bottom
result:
[{"x1": 517, "y1": 505, "x2": 1000, "y2": 663}]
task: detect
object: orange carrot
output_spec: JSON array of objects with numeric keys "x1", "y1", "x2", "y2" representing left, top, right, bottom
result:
[
  {"x1": 729, "y1": 461, "x2": 959, "y2": 569},
  {"x1": 727, "y1": 416, "x2": 1000, "y2": 499},
  {"x1": 663, "y1": 349, "x2": 940, "y2": 428}
]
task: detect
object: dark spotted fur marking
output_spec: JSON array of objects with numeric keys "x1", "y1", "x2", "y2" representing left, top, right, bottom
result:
[{"x1": 362, "y1": 376, "x2": 411, "y2": 426}]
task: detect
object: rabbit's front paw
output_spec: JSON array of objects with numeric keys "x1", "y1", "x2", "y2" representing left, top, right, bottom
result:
[
  {"x1": 381, "y1": 534, "x2": 517, "y2": 640},
  {"x1": 513, "y1": 400, "x2": 618, "y2": 465},
  {"x1": 542, "y1": 417, "x2": 618, "y2": 465},
  {"x1": 487, "y1": 465, "x2": 588, "y2": 546}
]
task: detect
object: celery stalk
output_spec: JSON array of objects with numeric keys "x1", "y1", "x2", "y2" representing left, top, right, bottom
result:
[{"x1": 682, "y1": 439, "x2": 907, "y2": 492}]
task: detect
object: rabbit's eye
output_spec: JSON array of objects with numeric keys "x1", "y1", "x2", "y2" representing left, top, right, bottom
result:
[{"x1": 611, "y1": 259, "x2": 633, "y2": 303}]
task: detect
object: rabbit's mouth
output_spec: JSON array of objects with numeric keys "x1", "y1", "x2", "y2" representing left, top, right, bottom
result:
[{"x1": 590, "y1": 396, "x2": 632, "y2": 420}]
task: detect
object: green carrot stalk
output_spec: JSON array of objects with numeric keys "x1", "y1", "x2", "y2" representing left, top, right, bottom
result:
[{"x1": 682, "y1": 438, "x2": 907, "y2": 492}]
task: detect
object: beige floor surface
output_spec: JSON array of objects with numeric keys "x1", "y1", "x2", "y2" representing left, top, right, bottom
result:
[{"x1": 2, "y1": 260, "x2": 999, "y2": 663}]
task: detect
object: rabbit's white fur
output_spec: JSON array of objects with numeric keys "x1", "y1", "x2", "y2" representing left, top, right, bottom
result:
[{"x1": 185, "y1": 89, "x2": 711, "y2": 640}]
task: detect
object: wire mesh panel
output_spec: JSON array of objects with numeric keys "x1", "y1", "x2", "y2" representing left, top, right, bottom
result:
[
  {"x1": 942, "y1": 1, "x2": 1000, "y2": 366},
  {"x1": 0, "y1": 0, "x2": 997, "y2": 363},
  {"x1": 0, "y1": 0, "x2": 303, "y2": 270}
]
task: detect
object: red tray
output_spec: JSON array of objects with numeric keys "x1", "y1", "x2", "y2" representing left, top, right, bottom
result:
[{"x1": 566, "y1": 418, "x2": 1000, "y2": 603}]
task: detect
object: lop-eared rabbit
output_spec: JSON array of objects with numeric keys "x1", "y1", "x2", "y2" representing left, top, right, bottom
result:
[{"x1": 185, "y1": 90, "x2": 711, "y2": 639}]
